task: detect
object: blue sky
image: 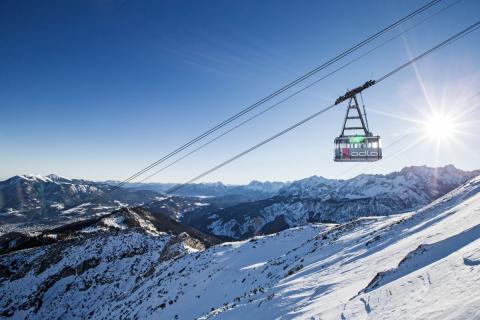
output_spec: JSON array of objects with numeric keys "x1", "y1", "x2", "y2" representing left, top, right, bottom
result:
[{"x1": 1, "y1": 0, "x2": 480, "y2": 184}]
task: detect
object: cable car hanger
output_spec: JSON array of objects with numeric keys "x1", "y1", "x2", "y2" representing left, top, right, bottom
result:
[{"x1": 334, "y1": 81, "x2": 382, "y2": 162}]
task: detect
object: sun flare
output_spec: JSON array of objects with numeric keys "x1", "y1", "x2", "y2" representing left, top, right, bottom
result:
[{"x1": 424, "y1": 113, "x2": 456, "y2": 141}]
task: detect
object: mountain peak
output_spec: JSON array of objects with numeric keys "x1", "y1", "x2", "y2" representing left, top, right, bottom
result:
[
  {"x1": 399, "y1": 164, "x2": 461, "y2": 174},
  {"x1": 46, "y1": 174, "x2": 72, "y2": 183},
  {"x1": 8, "y1": 174, "x2": 53, "y2": 183}
]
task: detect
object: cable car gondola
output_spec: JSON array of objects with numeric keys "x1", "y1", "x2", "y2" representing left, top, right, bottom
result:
[{"x1": 333, "y1": 80, "x2": 382, "y2": 162}]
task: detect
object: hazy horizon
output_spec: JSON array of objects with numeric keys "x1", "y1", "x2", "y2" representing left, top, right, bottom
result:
[{"x1": 2, "y1": 163, "x2": 477, "y2": 185}]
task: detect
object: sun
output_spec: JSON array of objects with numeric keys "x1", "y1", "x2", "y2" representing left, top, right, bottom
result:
[{"x1": 424, "y1": 113, "x2": 456, "y2": 141}]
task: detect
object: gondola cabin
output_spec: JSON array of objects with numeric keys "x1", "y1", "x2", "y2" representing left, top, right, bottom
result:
[
  {"x1": 333, "y1": 81, "x2": 382, "y2": 163},
  {"x1": 334, "y1": 135, "x2": 382, "y2": 162}
]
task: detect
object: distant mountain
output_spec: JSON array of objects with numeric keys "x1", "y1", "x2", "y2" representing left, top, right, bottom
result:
[
  {"x1": 121, "y1": 180, "x2": 289, "y2": 202},
  {"x1": 282, "y1": 165, "x2": 477, "y2": 199},
  {"x1": 0, "y1": 174, "x2": 104, "y2": 210},
  {"x1": 0, "y1": 174, "x2": 288, "y2": 232},
  {"x1": 0, "y1": 174, "x2": 161, "y2": 228},
  {"x1": 1, "y1": 173, "x2": 479, "y2": 319},
  {"x1": 184, "y1": 165, "x2": 480, "y2": 239},
  {"x1": 142, "y1": 195, "x2": 212, "y2": 221},
  {"x1": 213, "y1": 180, "x2": 290, "y2": 206},
  {"x1": 2, "y1": 166, "x2": 479, "y2": 240}
]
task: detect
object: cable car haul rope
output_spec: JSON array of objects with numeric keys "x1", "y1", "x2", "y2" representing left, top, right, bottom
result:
[
  {"x1": 167, "y1": 20, "x2": 480, "y2": 194},
  {"x1": 79, "y1": 1, "x2": 478, "y2": 206},
  {"x1": 101, "y1": 0, "x2": 444, "y2": 197}
]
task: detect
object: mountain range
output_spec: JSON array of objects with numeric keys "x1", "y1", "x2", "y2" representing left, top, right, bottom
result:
[
  {"x1": 0, "y1": 174, "x2": 285, "y2": 232},
  {"x1": 1, "y1": 169, "x2": 479, "y2": 319},
  {"x1": 1, "y1": 165, "x2": 479, "y2": 241},
  {"x1": 184, "y1": 165, "x2": 480, "y2": 239}
]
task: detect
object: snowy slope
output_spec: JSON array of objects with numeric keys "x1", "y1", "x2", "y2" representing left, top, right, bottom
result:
[
  {"x1": 1, "y1": 175, "x2": 480, "y2": 319},
  {"x1": 209, "y1": 175, "x2": 480, "y2": 320}
]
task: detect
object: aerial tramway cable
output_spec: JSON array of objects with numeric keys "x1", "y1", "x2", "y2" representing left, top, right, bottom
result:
[
  {"x1": 104, "y1": 0, "x2": 443, "y2": 195},
  {"x1": 135, "y1": 0, "x2": 462, "y2": 184},
  {"x1": 166, "y1": 20, "x2": 480, "y2": 194}
]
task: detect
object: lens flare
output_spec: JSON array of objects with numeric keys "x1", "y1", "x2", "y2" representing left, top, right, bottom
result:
[{"x1": 424, "y1": 113, "x2": 456, "y2": 141}]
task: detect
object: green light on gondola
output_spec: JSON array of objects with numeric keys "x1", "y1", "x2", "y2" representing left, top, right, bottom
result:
[{"x1": 349, "y1": 136, "x2": 365, "y2": 144}]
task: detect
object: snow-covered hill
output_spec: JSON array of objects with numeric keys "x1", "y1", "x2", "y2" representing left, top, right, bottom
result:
[
  {"x1": 0, "y1": 206, "x2": 221, "y2": 256},
  {"x1": 1, "y1": 174, "x2": 480, "y2": 319},
  {"x1": 188, "y1": 165, "x2": 479, "y2": 239}
]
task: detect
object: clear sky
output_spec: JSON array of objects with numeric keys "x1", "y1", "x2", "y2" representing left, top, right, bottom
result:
[{"x1": 1, "y1": 0, "x2": 480, "y2": 184}]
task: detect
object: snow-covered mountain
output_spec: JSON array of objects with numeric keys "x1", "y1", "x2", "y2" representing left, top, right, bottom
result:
[
  {"x1": 282, "y1": 165, "x2": 475, "y2": 199},
  {"x1": 1, "y1": 173, "x2": 479, "y2": 319},
  {"x1": 0, "y1": 174, "x2": 105, "y2": 211},
  {"x1": 0, "y1": 174, "x2": 163, "y2": 231},
  {"x1": 2, "y1": 166, "x2": 478, "y2": 240},
  {"x1": 185, "y1": 165, "x2": 480, "y2": 239}
]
